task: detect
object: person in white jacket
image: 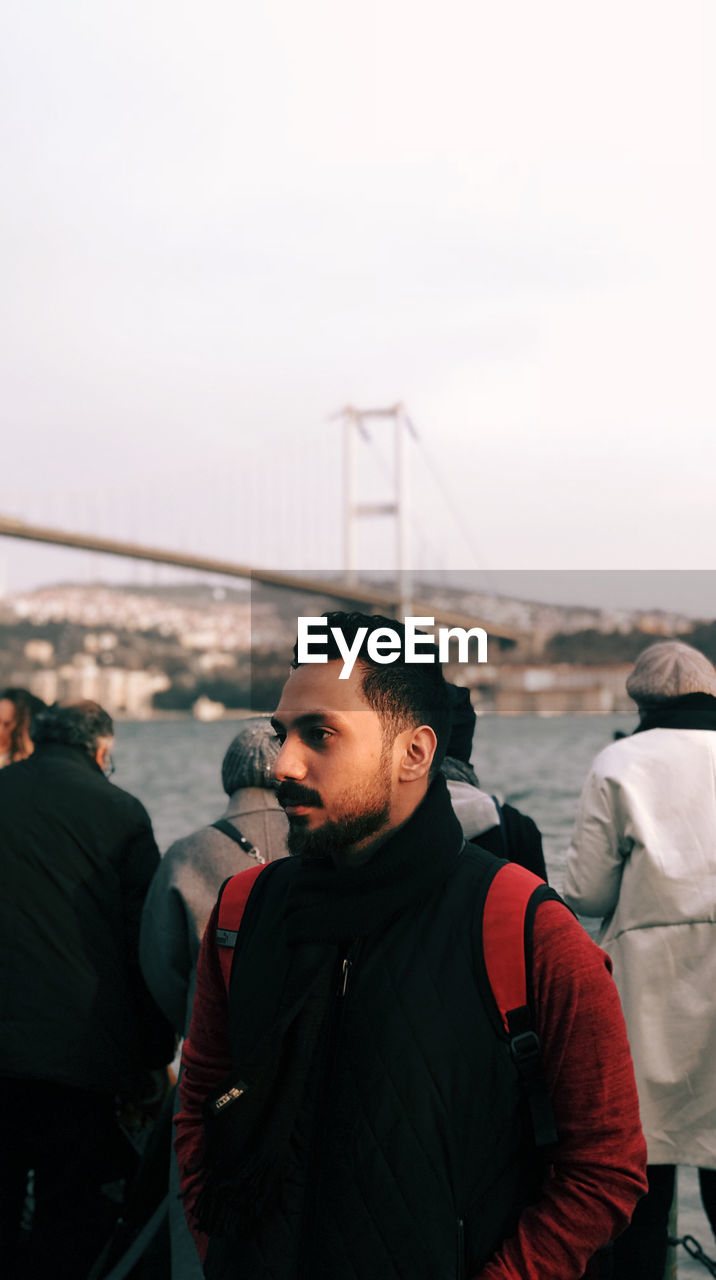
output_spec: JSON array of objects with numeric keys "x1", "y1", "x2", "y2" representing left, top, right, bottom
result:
[{"x1": 563, "y1": 640, "x2": 716, "y2": 1279}]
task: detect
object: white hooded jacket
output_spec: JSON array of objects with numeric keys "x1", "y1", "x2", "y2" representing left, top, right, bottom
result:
[{"x1": 563, "y1": 727, "x2": 716, "y2": 1168}]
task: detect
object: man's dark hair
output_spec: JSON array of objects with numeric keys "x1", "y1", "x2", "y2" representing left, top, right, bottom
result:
[
  {"x1": 33, "y1": 700, "x2": 114, "y2": 757},
  {"x1": 292, "y1": 611, "x2": 451, "y2": 772}
]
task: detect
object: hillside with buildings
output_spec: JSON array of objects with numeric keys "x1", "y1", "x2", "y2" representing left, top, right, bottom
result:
[{"x1": 0, "y1": 580, "x2": 710, "y2": 718}]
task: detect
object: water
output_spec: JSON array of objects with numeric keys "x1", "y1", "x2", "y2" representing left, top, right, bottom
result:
[
  {"x1": 115, "y1": 714, "x2": 714, "y2": 1277},
  {"x1": 114, "y1": 717, "x2": 235, "y2": 853}
]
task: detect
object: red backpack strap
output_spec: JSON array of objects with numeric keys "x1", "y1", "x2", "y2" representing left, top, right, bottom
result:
[
  {"x1": 482, "y1": 861, "x2": 559, "y2": 1148},
  {"x1": 215, "y1": 864, "x2": 266, "y2": 993},
  {"x1": 482, "y1": 861, "x2": 544, "y2": 1028}
]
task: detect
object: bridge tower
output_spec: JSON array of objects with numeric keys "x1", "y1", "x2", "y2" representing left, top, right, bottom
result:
[{"x1": 336, "y1": 402, "x2": 416, "y2": 619}]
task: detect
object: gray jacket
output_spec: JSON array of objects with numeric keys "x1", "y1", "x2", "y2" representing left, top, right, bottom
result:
[{"x1": 139, "y1": 788, "x2": 289, "y2": 1037}]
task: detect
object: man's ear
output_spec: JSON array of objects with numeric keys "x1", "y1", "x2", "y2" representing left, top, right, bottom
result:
[
  {"x1": 95, "y1": 740, "x2": 112, "y2": 772},
  {"x1": 396, "y1": 725, "x2": 437, "y2": 783}
]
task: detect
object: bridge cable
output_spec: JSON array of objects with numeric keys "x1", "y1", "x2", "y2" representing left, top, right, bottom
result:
[{"x1": 408, "y1": 419, "x2": 492, "y2": 577}]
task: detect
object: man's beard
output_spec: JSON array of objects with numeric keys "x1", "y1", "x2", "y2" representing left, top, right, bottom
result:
[
  {"x1": 287, "y1": 801, "x2": 391, "y2": 861},
  {"x1": 282, "y1": 746, "x2": 393, "y2": 864}
]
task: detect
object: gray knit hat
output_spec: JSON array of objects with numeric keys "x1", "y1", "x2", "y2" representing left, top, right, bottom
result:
[
  {"x1": 221, "y1": 717, "x2": 280, "y2": 795},
  {"x1": 626, "y1": 641, "x2": 716, "y2": 706}
]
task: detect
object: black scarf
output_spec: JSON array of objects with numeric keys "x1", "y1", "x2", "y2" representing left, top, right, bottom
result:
[
  {"x1": 196, "y1": 775, "x2": 464, "y2": 1238},
  {"x1": 633, "y1": 692, "x2": 716, "y2": 734}
]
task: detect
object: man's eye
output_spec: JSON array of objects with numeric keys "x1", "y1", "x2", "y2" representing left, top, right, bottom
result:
[{"x1": 306, "y1": 728, "x2": 331, "y2": 744}]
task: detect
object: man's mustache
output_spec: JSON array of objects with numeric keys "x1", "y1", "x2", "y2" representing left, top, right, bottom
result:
[{"x1": 276, "y1": 782, "x2": 323, "y2": 809}]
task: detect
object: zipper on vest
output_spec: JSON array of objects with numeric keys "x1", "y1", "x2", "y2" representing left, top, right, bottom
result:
[
  {"x1": 457, "y1": 1218, "x2": 465, "y2": 1280},
  {"x1": 296, "y1": 941, "x2": 360, "y2": 1277},
  {"x1": 340, "y1": 954, "x2": 352, "y2": 996}
]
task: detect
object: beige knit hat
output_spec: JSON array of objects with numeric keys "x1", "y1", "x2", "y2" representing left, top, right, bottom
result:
[{"x1": 626, "y1": 641, "x2": 716, "y2": 705}]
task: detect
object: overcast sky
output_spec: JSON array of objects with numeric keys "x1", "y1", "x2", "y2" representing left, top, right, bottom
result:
[{"x1": 2, "y1": 1, "x2": 715, "y2": 614}]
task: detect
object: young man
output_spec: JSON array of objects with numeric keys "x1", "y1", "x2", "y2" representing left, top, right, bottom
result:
[{"x1": 176, "y1": 614, "x2": 647, "y2": 1279}]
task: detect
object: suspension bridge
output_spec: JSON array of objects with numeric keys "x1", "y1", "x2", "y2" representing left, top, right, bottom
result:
[
  {"x1": 1, "y1": 405, "x2": 525, "y2": 645},
  {"x1": 0, "y1": 512, "x2": 522, "y2": 645}
]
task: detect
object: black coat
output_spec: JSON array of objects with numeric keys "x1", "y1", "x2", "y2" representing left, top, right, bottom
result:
[
  {"x1": 472, "y1": 802, "x2": 548, "y2": 881},
  {"x1": 0, "y1": 742, "x2": 165, "y2": 1092}
]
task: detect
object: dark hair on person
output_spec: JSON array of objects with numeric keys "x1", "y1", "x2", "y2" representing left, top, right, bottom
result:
[
  {"x1": 0, "y1": 687, "x2": 47, "y2": 761},
  {"x1": 32, "y1": 700, "x2": 114, "y2": 757},
  {"x1": 292, "y1": 611, "x2": 451, "y2": 772}
]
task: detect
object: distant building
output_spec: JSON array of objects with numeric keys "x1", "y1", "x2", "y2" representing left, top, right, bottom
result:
[
  {"x1": 491, "y1": 664, "x2": 634, "y2": 717},
  {"x1": 53, "y1": 658, "x2": 169, "y2": 719},
  {"x1": 192, "y1": 695, "x2": 225, "y2": 721},
  {"x1": 28, "y1": 670, "x2": 59, "y2": 705},
  {"x1": 24, "y1": 639, "x2": 55, "y2": 665}
]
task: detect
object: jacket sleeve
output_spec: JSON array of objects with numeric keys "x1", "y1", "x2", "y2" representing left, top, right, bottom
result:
[
  {"x1": 476, "y1": 900, "x2": 647, "y2": 1280},
  {"x1": 116, "y1": 800, "x2": 178, "y2": 1069},
  {"x1": 174, "y1": 897, "x2": 232, "y2": 1262},
  {"x1": 119, "y1": 799, "x2": 162, "y2": 957},
  {"x1": 140, "y1": 844, "x2": 195, "y2": 1036},
  {"x1": 562, "y1": 761, "x2": 628, "y2": 918}
]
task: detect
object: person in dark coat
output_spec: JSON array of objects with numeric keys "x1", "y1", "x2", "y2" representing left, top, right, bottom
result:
[
  {"x1": 443, "y1": 683, "x2": 548, "y2": 880},
  {"x1": 0, "y1": 699, "x2": 170, "y2": 1280}
]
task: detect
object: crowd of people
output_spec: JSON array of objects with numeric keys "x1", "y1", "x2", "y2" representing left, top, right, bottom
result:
[{"x1": 0, "y1": 622, "x2": 715, "y2": 1280}]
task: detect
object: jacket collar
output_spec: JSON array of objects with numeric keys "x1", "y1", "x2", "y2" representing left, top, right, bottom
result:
[
  {"x1": 285, "y1": 774, "x2": 465, "y2": 944},
  {"x1": 32, "y1": 742, "x2": 104, "y2": 774},
  {"x1": 224, "y1": 787, "x2": 283, "y2": 819},
  {"x1": 633, "y1": 692, "x2": 716, "y2": 734}
]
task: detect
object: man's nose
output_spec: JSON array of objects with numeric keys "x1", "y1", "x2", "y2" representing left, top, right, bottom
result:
[{"x1": 272, "y1": 737, "x2": 307, "y2": 783}]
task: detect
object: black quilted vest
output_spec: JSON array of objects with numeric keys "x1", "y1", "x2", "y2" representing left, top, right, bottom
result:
[{"x1": 205, "y1": 844, "x2": 540, "y2": 1280}]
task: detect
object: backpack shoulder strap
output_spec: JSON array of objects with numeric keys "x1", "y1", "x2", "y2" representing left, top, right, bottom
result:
[
  {"x1": 482, "y1": 861, "x2": 561, "y2": 1148},
  {"x1": 215, "y1": 865, "x2": 266, "y2": 992},
  {"x1": 211, "y1": 818, "x2": 266, "y2": 864},
  {"x1": 490, "y1": 794, "x2": 509, "y2": 860}
]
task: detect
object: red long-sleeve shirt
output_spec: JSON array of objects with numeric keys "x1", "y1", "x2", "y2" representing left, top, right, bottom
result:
[{"x1": 176, "y1": 895, "x2": 647, "y2": 1279}]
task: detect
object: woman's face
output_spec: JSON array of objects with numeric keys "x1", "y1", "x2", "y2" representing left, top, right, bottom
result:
[{"x1": 0, "y1": 699, "x2": 17, "y2": 756}]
